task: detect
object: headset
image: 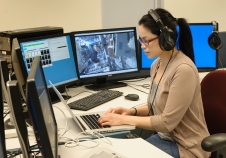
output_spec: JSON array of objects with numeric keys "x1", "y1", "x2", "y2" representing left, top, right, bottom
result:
[
  {"x1": 148, "y1": 9, "x2": 176, "y2": 51},
  {"x1": 208, "y1": 21, "x2": 223, "y2": 50}
]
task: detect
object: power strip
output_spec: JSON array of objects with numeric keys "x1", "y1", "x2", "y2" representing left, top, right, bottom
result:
[{"x1": 5, "y1": 127, "x2": 33, "y2": 139}]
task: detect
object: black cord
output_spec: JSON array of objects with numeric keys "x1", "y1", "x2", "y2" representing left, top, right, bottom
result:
[
  {"x1": 127, "y1": 84, "x2": 149, "y2": 94},
  {"x1": 218, "y1": 56, "x2": 225, "y2": 70},
  {"x1": 126, "y1": 83, "x2": 150, "y2": 90},
  {"x1": 122, "y1": 77, "x2": 148, "y2": 82},
  {"x1": 3, "y1": 110, "x2": 10, "y2": 119},
  {"x1": 142, "y1": 84, "x2": 150, "y2": 89}
]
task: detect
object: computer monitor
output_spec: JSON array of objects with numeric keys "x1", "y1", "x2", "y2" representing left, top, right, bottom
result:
[
  {"x1": 0, "y1": 62, "x2": 7, "y2": 158},
  {"x1": 0, "y1": 58, "x2": 10, "y2": 104},
  {"x1": 0, "y1": 58, "x2": 17, "y2": 130},
  {"x1": 7, "y1": 81, "x2": 31, "y2": 158},
  {"x1": 218, "y1": 31, "x2": 226, "y2": 68},
  {"x1": 140, "y1": 23, "x2": 218, "y2": 72},
  {"x1": 71, "y1": 27, "x2": 139, "y2": 90},
  {"x1": 26, "y1": 56, "x2": 59, "y2": 158},
  {"x1": 11, "y1": 38, "x2": 27, "y2": 101},
  {"x1": 15, "y1": 33, "x2": 78, "y2": 102}
]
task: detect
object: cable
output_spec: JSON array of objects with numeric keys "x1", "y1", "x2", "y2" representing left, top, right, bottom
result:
[
  {"x1": 25, "y1": 122, "x2": 35, "y2": 137},
  {"x1": 122, "y1": 77, "x2": 148, "y2": 82},
  {"x1": 63, "y1": 85, "x2": 70, "y2": 101},
  {"x1": 59, "y1": 129, "x2": 113, "y2": 149},
  {"x1": 126, "y1": 83, "x2": 150, "y2": 89},
  {"x1": 127, "y1": 84, "x2": 149, "y2": 94},
  {"x1": 142, "y1": 84, "x2": 150, "y2": 89},
  {"x1": 3, "y1": 110, "x2": 10, "y2": 119},
  {"x1": 218, "y1": 56, "x2": 225, "y2": 70},
  {"x1": 52, "y1": 106, "x2": 68, "y2": 138},
  {"x1": 64, "y1": 131, "x2": 99, "y2": 148}
]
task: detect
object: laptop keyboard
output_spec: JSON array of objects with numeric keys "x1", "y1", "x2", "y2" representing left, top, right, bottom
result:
[
  {"x1": 68, "y1": 89, "x2": 123, "y2": 111},
  {"x1": 80, "y1": 114, "x2": 110, "y2": 129}
]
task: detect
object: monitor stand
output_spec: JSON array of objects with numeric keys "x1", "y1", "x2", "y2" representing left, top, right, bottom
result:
[{"x1": 85, "y1": 77, "x2": 127, "y2": 91}]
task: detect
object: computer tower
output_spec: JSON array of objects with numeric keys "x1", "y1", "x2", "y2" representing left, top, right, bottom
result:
[
  {"x1": 0, "y1": 26, "x2": 63, "y2": 71},
  {"x1": 218, "y1": 32, "x2": 226, "y2": 68}
]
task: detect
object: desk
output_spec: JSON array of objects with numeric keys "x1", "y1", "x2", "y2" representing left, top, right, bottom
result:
[
  {"x1": 5, "y1": 73, "x2": 208, "y2": 157},
  {"x1": 5, "y1": 78, "x2": 153, "y2": 157},
  {"x1": 58, "y1": 137, "x2": 173, "y2": 158}
]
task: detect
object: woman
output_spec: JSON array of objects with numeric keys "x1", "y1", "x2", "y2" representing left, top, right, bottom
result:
[{"x1": 98, "y1": 8, "x2": 210, "y2": 158}]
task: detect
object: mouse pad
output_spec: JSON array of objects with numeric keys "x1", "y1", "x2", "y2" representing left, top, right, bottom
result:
[{"x1": 81, "y1": 147, "x2": 127, "y2": 158}]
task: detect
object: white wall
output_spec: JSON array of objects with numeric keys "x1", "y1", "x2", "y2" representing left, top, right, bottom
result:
[
  {"x1": 0, "y1": 0, "x2": 161, "y2": 33},
  {"x1": 101, "y1": 0, "x2": 155, "y2": 29},
  {"x1": 164, "y1": 0, "x2": 226, "y2": 31},
  {"x1": 1, "y1": 0, "x2": 225, "y2": 32},
  {"x1": 0, "y1": 0, "x2": 102, "y2": 33}
]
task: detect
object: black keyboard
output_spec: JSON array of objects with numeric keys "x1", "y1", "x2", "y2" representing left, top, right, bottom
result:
[{"x1": 68, "y1": 89, "x2": 123, "y2": 111}]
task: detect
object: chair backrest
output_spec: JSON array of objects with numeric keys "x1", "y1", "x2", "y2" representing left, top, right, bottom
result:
[
  {"x1": 201, "y1": 70, "x2": 226, "y2": 135},
  {"x1": 201, "y1": 70, "x2": 226, "y2": 158}
]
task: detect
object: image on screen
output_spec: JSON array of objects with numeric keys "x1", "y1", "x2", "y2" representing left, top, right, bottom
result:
[
  {"x1": 27, "y1": 56, "x2": 58, "y2": 158},
  {"x1": 19, "y1": 33, "x2": 78, "y2": 88},
  {"x1": 140, "y1": 23, "x2": 217, "y2": 71},
  {"x1": 72, "y1": 27, "x2": 139, "y2": 79}
]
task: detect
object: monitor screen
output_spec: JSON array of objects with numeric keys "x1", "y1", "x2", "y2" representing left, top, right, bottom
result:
[
  {"x1": 18, "y1": 33, "x2": 78, "y2": 88},
  {"x1": 26, "y1": 56, "x2": 58, "y2": 158},
  {"x1": 0, "y1": 61, "x2": 7, "y2": 158},
  {"x1": 71, "y1": 27, "x2": 139, "y2": 90},
  {"x1": 140, "y1": 23, "x2": 217, "y2": 71}
]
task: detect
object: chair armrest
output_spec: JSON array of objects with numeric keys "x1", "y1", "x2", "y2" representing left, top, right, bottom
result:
[{"x1": 201, "y1": 133, "x2": 226, "y2": 152}]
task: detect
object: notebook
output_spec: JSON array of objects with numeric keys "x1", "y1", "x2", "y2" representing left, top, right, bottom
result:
[{"x1": 49, "y1": 81, "x2": 135, "y2": 134}]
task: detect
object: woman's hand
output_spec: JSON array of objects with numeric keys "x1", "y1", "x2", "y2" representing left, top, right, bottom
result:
[
  {"x1": 98, "y1": 113, "x2": 125, "y2": 126},
  {"x1": 106, "y1": 107, "x2": 133, "y2": 115}
]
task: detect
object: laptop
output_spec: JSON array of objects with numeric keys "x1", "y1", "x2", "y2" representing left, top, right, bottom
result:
[{"x1": 49, "y1": 81, "x2": 135, "y2": 134}]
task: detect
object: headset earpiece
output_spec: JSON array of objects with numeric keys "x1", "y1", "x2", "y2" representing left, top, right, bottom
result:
[
  {"x1": 208, "y1": 21, "x2": 223, "y2": 50},
  {"x1": 148, "y1": 9, "x2": 176, "y2": 51}
]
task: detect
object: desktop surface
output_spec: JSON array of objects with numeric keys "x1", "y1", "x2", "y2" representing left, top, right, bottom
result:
[{"x1": 5, "y1": 73, "x2": 213, "y2": 158}]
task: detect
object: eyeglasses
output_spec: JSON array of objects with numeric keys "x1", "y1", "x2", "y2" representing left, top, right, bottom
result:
[{"x1": 138, "y1": 36, "x2": 158, "y2": 46}]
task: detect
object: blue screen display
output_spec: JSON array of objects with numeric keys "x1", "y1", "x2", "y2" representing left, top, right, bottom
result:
[
  {"x1": 20, "y1": 34, "x2": 78, "y2": 87},
  {"x1": 140, "y1": 24, "x2": 217, "y2": 69}
]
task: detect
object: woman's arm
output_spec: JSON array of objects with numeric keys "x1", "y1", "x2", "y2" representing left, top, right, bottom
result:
[
  {"x1": 131, "y1": 104, "x2": 150, "y2": 116},
  {"x1": 98, "y1": 113, "x2": 154, "y2": 130}
]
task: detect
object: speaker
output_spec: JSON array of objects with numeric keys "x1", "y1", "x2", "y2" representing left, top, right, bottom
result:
[
  {"x1": 208, "y1": 21, "x2": 223, "y2": 50},
  {"x1": 148, "y1": 9, "x2": 176, "y2": 51}
]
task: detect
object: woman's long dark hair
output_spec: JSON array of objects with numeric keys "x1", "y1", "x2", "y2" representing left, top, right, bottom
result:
[{"x1": 139, "y1": 8, "x2": 194, "y2": 63}]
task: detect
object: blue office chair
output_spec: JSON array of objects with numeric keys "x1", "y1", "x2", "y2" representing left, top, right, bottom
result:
[{"x1": 201, "y1": 70, "x2": 226, "y2": 158}]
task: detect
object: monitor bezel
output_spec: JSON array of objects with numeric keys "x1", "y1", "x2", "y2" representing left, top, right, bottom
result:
[
  {"x1": 6, "y1": 81, "x2": 31, "y2": 158},
  {"x1": 26, "y1": 56, "x2": 58, "y2": 158},
  {"x1": 139, "y1": 22, "x2": 219, "y2": 71},
  {"x1": 17, "y1": 32, "x2": 79, "y2": 88},
  {"x1": 0, "y1": 58, "x2": 10, "y2": 104},
  {"x1": 71, "y1": 27, "x2": 140, "y2": 80},
  {"x1": 0, "y1": 61, "x2": 7, "y2": 158}
]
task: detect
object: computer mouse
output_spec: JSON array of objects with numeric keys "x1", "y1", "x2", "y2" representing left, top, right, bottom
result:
[{"x1": 124, "y1": 94, "x2": 139, "y2": 101}]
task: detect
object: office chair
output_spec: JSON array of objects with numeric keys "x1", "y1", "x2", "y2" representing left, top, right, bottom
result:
[{"x1": 201, "y1": 70, "x2": 226, "y2": 158}]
